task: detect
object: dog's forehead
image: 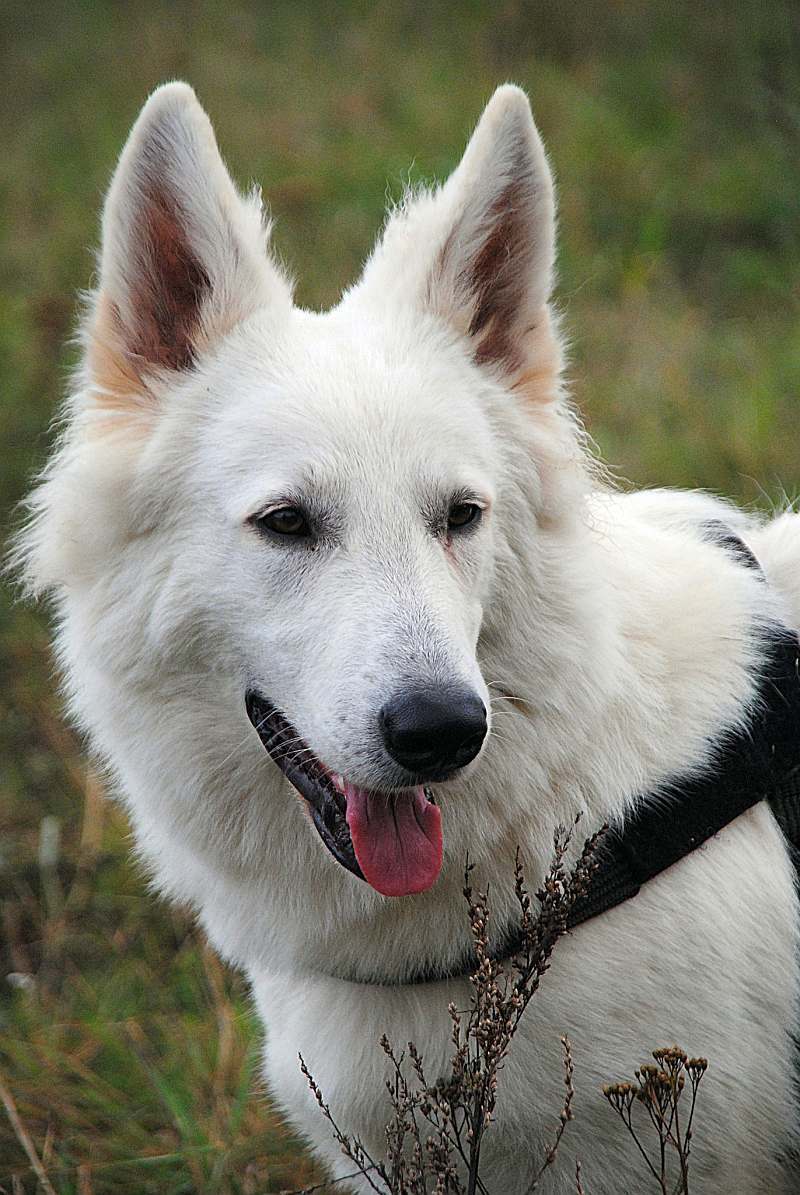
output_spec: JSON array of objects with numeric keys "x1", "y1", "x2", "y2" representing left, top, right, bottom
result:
[{"x1": 206, "y1": 308, "x2": 500, "y2": 495}]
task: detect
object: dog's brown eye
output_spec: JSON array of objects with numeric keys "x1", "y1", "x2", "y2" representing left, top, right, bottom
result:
[
  {"x1": 254, "y1": 506, "x2": 311, "y2": 537},
  {"x1": 447, "y1": 502, "x2": 482, "y2": 531}
]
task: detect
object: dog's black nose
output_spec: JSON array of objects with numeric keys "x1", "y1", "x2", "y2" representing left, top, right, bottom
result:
[{"x1": 380, "y1": 688, "x2": 487, "y2": 778}]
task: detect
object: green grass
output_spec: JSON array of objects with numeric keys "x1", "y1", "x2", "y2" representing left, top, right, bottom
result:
[{"x1": 1, "y1": 1, "x2": 798, "y2": 1190}]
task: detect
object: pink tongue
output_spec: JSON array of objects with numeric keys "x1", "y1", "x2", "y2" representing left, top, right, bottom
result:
[{"x1": 344, "y1": 782, "x2": 443, "y2": 897}]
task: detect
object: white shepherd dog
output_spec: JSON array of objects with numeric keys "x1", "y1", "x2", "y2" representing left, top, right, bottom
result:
[{"x1": 16, "y1": 82, "x2": 800, "y2": 1192}]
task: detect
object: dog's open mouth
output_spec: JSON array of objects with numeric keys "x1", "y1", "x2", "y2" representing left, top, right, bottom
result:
[{"x1": 245, "y1": 692, "x2": 442, "y2": 897}]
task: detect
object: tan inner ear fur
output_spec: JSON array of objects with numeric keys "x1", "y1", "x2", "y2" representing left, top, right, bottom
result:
[
  {"x1": 85, "y1": 284, "x2": 255, "y2": 429},
  {"x1": 510, "y1": 306, "x2": 562, "y2": 407},
  {"x1": 86, "y1": 177, "x2": 211, "y2": 420},
  {"x1": 85, "y1": 291, "x2": 159, "y2": 423}
]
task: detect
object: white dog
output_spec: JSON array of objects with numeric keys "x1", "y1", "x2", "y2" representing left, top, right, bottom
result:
[{"x1": 16, "y1": 82, "x2": 800, "y2": 1192}]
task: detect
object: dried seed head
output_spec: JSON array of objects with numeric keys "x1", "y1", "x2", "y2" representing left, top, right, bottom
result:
[{"x1": 603, "y1": 1082, "x2": 637, "y2": 1113}]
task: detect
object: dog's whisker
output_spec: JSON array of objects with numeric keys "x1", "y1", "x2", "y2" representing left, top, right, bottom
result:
[
  {"x1": 216, "y1": 727, "x2": 267, "y2": 771},
  {"x1": 486, "y1": 682, "x2": 532, "y2": 704}
]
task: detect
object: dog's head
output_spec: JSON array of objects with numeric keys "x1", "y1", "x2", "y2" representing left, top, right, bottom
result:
[{"x1": 21, "y1": 84, "x2": 587, "y2": 899}]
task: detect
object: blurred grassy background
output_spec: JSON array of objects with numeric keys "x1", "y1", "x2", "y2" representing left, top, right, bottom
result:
[{"x1": 1, "y1": 1, "x2": 798, "y2": 1190}]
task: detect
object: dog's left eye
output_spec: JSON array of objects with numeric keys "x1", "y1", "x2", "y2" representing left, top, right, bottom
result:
[
  {"x1": 448, "y1": 502, "x2": 482, "y2": 531},
  {"x1": 252, "y1": 506, "x2": 311, "y2": 538}
]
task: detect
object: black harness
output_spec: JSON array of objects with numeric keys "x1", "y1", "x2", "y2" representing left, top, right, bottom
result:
[{"x1": 367, "y1": 525, "x2": 800, "y2": 986}]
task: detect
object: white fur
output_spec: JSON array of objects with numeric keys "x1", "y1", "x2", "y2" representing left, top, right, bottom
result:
[{"x1": 15, "y1": 83, "x2": 800, "y2": 1192}]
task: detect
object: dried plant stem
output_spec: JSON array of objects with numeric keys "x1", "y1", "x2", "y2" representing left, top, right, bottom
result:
[
  {"x1": 301, "y1": 819, "x2": 603, "y2": 1194},
  {"x1": 300, "y1": 1055, "x2": 388, "y2": 1194},
  {"x1": 525, "y1": 1035, "x2": 575, "y2": 1193},
  {"x1": 0, "y1": 1066, "x2": 59, "y2": 1195}
]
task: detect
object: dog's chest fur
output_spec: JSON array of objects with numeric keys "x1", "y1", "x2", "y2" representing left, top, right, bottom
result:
[{"x1": 252, "y1": 802, "x2": 796, "y2": 1194}]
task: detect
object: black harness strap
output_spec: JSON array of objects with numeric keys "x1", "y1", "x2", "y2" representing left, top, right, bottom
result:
[
  {"x1": 568, "y1": 623, "x2": 800, "y2": 929},
  {"x1": 367, "y1": 527, "x2": 800, "y2": 986},
  {"x1": 504, "y1": 526, "x2": 800, "y2": 959}
]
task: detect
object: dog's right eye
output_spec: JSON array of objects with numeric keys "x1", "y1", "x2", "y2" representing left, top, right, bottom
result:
[{"x1": 251, "y1": 506, "x2": 311, "y2": 538}]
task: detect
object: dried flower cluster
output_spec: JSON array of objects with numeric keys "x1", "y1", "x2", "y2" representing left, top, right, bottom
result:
[
  {"x1": 296, "y1": 821, "x2": 602, "y2": 1195},
  {"x1": 292, "y1": 826, "x2": 709, "y2": 1195},
  {"x1": 602, "y1": 1046, "x2": 708, "y2": 1194}
]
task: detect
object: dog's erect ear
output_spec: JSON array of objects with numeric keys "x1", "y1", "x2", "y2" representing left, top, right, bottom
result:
[
  {"x1": 357, "y1": 86, "x2": 557, "y2": 389},
  {"x1": 425, "y1": 85, "x2": 556, "y2": 377},
  {"x1": 89, "y1": 82, "x2": 291, "y2": 401}
]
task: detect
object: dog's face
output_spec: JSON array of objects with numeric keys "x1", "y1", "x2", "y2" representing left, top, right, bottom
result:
[
  {"x1": 24, "y1": 84, "x2": 577, "y2": 899},
  {"x1": 216, "y1": 321, "x2": 495, "y2": 745},
  {"x1": 192, "y1": 314, "x2": 503, "y2": 894}
]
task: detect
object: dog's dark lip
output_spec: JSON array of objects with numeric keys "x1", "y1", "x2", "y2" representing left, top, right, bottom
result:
[
  {"x1": 245, "y1": 689, "x2": 437, "y2": 883},
  {"x1": 245, "y1": 690, "x2": 364, "y2": 880}
]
